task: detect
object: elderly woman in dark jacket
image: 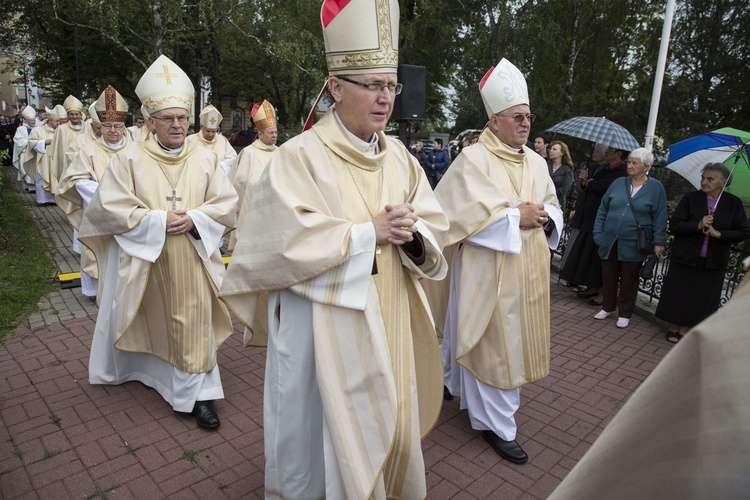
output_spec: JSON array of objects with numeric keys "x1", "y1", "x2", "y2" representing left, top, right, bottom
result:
[
  {"x1": 655, "y1": 163, "x2": 750, "y2": 343},
  {"x1": 593, "y1": 148, "x2": 668, "y2": 329}
]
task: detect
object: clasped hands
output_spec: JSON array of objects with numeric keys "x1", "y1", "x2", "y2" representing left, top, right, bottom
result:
[
  {"x1": 699, "y1": 215, "x2": 721, "y2": 238},
  {"x1": 374, "y1": 203, "x2": 418, "y2": 246},
  {"x1": 166, "y1": 210, "x2": 194, "y2": 235},
  {"x1": 518, "y1": 201, "x2": 549, "y2": 230}
]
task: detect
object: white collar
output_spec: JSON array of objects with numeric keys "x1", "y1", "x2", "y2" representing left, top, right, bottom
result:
[
  {"x1": 333, "y1": 110, "x2": 379, "y2": 155},
  {"x1": 155, "y1": 135, "x2": 184, "y2": 156}
]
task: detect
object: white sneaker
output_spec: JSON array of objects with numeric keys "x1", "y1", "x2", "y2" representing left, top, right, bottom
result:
[
  {"x1": 616, "y1": 317, "x2": 630, "y2": 328},
  {"x1": 594, "y1": 310, "x2": 614, "y2": 320}
]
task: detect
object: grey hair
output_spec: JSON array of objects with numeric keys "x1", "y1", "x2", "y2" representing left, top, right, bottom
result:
[
  {"x1": 594, "y1": 143, "x2": 608, "y2": 155},
  {"x1": 628, "y1": 147, "x2": 654, "y2": 168},
  {"x1": 702, "y1": 162, "x2": 732, "y2": 186}
]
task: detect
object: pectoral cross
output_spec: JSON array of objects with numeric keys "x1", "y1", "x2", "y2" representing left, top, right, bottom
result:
[{"x1": 166, "y1": 189, "x2": 182, "y2": 209}]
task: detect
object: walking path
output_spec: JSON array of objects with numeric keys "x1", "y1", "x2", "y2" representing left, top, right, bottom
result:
[{"x1": 0, "y1": 169, "x2": 675, "y2": 499}]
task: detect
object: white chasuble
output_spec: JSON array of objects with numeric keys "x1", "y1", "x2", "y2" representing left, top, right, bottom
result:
[
  {"x1": 220, "y1": 109, "x2": 448, "y2": 499},
  {"x1": 57, "y1": 136, "x2": 131, "y2": 280},
  {"x1": 187, "y1": 132, "x2": 237, "y2": 165},
  {"x1": 79, "y1": 138, "x2": 238, "y2": 377},
  {"x1": 226, "y1": 140, "x2": 278, "y2": 254},
  {"x1": 426, "y1": 128, "x2": 563, "y2": 390},
  {"x1": 25, "y1": 126, "x2": 53, "y2": 185},
  {"x1": 47, "y1": 122, "x2": 85, "y2": 195}
]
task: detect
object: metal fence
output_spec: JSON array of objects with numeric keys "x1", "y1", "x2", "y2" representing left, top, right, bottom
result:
[{"x1": 553, "y1": 212, "x2": 749, "y2": 306}]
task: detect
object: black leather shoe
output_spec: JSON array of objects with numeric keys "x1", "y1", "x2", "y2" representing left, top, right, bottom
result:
[
  {"x1": 443, "y1": 385, "x2": 454, "y2": 401},
  {"x1": 482, "y1": 431, "x2": 528, "y2": 463},
  {"x1": 191, "y1": 401, "x2": 220, "y2": 429}
]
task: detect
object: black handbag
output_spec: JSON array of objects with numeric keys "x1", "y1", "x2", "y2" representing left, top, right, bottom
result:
[
  {"x1": 639, "y1": 253, "x2": 658, "y2": 280},
  {"x1": 625, "y1": 178, "x2": 654, "y2": 254}
]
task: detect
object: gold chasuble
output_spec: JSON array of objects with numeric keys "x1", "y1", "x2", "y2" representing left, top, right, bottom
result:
[
  {"x1": 25, "y1": 125, "x2": 54, "y2": 186},
  {"x1": 226, "y1": 140, "x2": 278, "y2": 253},
  {"x1": 427, "y1": 128, "x2": 558, "y2": 390},
  {"x1": 56, "y1": 136, "x2": 131, "y2": 279},
  {"x1": 186, "y1": 132, "x2": 238, "y2": 164},
  {"x1": 220, "y1": 109, "x2": 448, "y2": 499},
  {"x1": 79, "y1": 139, "x2": 237, "y2": 373},
  {"x1": 47, "y1": 121, "x2": 85, "y2": 194}
]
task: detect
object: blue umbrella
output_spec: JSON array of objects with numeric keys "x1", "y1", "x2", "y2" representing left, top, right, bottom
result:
[
  {"x1": 666, "y1": 128, "x2": 750, "y2": 205},
  {"x1": 547, "y1": 116, "x2": 640, "y2": 152}
]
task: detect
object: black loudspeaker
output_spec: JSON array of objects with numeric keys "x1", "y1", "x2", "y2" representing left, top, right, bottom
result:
[{"x1": 393, "y1": 64, "x2": 426, "y2": 121}]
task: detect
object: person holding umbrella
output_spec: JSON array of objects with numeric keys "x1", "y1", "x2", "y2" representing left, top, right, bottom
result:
[
  {"x1": 655, "y1": 163, "x2": 750, "y2": 343},
  {"x1": 593, "y1": 148, "x2": 668, "y2": 328}
]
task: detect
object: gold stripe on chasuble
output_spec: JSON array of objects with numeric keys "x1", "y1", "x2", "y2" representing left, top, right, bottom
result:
[
  {"x1": 334, "y1": 154, "x2": 419, "y2": 494},
  {"x1": 116, "y1": 158, "x2": 217, "y2": 373}
]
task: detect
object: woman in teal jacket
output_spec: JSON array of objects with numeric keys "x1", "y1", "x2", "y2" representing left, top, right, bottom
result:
[{"x1": 593, "y1": 148, "x2": 668, "y2": 328}]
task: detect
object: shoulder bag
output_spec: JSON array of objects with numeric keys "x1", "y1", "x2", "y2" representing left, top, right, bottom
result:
[{"x1": 625, "y1": 177, "x2": 654, "y2": 254}]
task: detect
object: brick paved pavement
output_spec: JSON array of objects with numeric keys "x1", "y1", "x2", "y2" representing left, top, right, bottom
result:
[{"x1": 1, "y1": 169, "x2": 675, "y2": 499}]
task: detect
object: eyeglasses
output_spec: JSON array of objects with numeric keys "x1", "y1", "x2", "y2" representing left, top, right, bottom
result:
[
  {"x1": 152, "y1": 115, "x2": 189, "y2": 124},
  {"x1": 100, "y1": 123, "x2": 125, "y2": 130},
  {"x1": 497, "y1": 113, "x2": 536, "y2": 123},
  {"x1": 338, "y1": 76, "x2": 403, "y2": 96}
]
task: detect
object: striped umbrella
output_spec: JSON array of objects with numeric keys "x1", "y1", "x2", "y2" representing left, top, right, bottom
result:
[
  {"x1": 547, "y1": 116, "x2": 640, "y2": 152},
  {"x1": 666, "y1": 127, "x2": 750, "y2": 205}
]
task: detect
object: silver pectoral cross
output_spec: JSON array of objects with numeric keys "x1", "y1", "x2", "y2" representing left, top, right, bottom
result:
[{"x1": 166, "y1": 189, "x2": 182, "y2": 210}]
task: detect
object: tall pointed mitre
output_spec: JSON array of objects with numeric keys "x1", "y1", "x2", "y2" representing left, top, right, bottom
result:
[
  {"x1": 478, "y1": 58, "x2": 529, "y2": 119},
  {"x1": 95, "y1": 85, "x2": 129, "y2": 122},
  {"x1": 199, "y1": 105, "x2": 222, "y2": 129},
  {"x1": 135, "y1": 54, "x2": 194, "y2": 114},
  {"x1": 21, "y1": 106, "x2": 37, "y2": 120},
  {"x1": 140, "y1": 105, "x2": 150, "y2": 120},
  {"x1": 321, "y1": 0, "x2": 399, "y2": 75},
  {"x1": 251, "y1": 100, "x2": 277, "y2": 130},
  {"x1": 88, "y1": 101, "x2": 100, "y2": 123},
  {"x1": 54, "y1": 104, "x2": 68, "y2": 120},
  {"x1": 63, "y1": 95, "x2": 84, "y2": 112},
  {"x1": 45, "y1": 106, "x2": 58, "y2": 120}
]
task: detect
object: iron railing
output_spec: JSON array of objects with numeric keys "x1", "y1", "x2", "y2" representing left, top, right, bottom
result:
[{"x1": 553, "y1": 205, "x2": 748, "y2": 305}]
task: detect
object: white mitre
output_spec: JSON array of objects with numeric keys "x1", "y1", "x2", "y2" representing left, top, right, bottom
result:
[
  {"x1": 199, "y1": 105, "x2": 222, "y2": 129},
  {"x1": 88, "y1": 101, "x2": 100, "y2": 123},
  {"x1": 45, "y1": 106, "x2": 57, "y2": 120},
  {"x1": 479, "y1": 58, "x2": 529, "y2": 119},
  {"x1": 54, "y1": 104, "x2": 68, "y2": 120},
  {"x1": 140, "y1": 105, "x2": 150, "y2": 120},
  {"x1": 21, "y1": 106, "x2": 37, "y2": 120},
  {"x1": 321, "y1": 0, "x2": 399, "y2": 76},
  {"x1": 63, "y1": 95, "x2": 84, "y2": 112},
  {"x1": 135, "y1": 54, "x2": 194, "y2": 114}
]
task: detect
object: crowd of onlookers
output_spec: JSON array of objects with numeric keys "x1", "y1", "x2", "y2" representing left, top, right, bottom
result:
[{"x1": 412, "y1": 126, "x2": 750, "y2": 343}]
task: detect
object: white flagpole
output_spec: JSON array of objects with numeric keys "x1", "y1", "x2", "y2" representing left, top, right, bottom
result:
[{"x1": 644, "y1": 0, "x2": 677, "y2": 151}]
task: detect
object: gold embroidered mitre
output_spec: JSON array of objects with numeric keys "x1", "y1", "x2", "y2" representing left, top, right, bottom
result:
[
  {"x1": 63, "y1": 95, "x2": 84, "y2": 112},
  {"x1": 251, "y1": 100, "x2": 277, "y2": 130},
  {"x1": 321, "y1": 0, "x2": 399, "y2": 75},
  {"x1": 199, "y1": 105, "x2": 222, "y2": 129},
  {"x1": 135, "y1": 54, "x2": 194, "y2": 114},
  {"x1": 21, "y1": 106, "x2": 37, "y2": 120},
  {"x1": 479, "y1": 58, "x2": 529, "y2": 119},
  {"x1": 95, "y1": 86, "x2": 129, "y2": 123}
]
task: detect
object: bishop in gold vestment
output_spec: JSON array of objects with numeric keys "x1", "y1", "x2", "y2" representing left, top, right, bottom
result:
[
  {"x1": 427, "y1": 59, "x2": 563, "y2": 464},
  {"x1": 80, "y1": 57, "x2": 238, "y2": 429},
  {"x1": 221, "y1": 2, "x2": 448, "y2": 495}
]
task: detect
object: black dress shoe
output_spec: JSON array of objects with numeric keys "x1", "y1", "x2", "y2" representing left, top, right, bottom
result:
[
  {"x1": 443, "y1": 385, "x2": 454, "y2": 401},
  {"x1": 482, "y1": 431, "x2": 528, "y2": 463},
  {"x1": 191, "y1": 401, "x2": 220, "y2": 429}
]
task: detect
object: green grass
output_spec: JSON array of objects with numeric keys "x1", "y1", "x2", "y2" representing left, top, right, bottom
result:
[
  {"x1": 179, "y1": 448, "x2": 200, "y2": 463},
  {"x1": 0, "y1": 168, "x2": 56, "y2": 341},
  {"x1": 49, "y1": 413, "x2": 61, "y2": 427}
]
